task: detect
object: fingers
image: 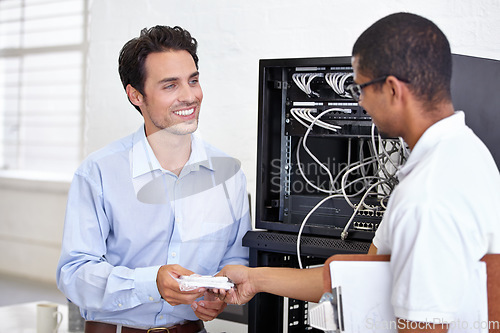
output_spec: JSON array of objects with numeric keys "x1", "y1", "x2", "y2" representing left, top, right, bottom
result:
[
  {"x1": 213, "y1": 288, "x2": 227, "y2": 301},
  {"x1": 161, "y1": 288, "x2": 206, "y2": 306},
  {"x1": 225, "y1": 288, "x2": 243, "y2": 305},
  {"x1": 210, "y1": 287, "x2": 243, "y2": 305},
  {"x1": 156, "y1": 265, "x2": 205, "y2": 305},
  {"x1": 191, "y1": 291, "x2": 227, "y2": 321}
]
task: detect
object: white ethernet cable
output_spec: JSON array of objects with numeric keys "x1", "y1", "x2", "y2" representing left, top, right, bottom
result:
[
  {"x1": 297, "y1": 194, "x2": 344, "y2": 269},
  {"x1": 290, "y1": 108, "x2": 352, "y2": 132},
  {"x1": 296, "y1": 138, "x2": 334, "y2": 194},
  {"x1": 292, "y1": 73, "x2": 321, "y2": 97},
  {"x1": 371, "y1": 123, "x2": 398, "y2": 174},
  {"x1": 340, "y1": 158, "x2": 382, "y2": 209},
  {"x1": 296, "y1": 137, "x2": 380, "y2": 195},
  {"x1": 296, "y1": 160, "x2": 391, "y2": 268},
  {"x1": 370, "y1": 123, "x2": 409, "y2": 188},
  {"x1": 301, "y1": 109, "x2": 340, "y2": 193},
  {"x1": 296, "y1": 149, "x2": 398, "y2": 266},
  {"x1": 291, "y1": 108, "x2": 352, "y2": 193},
  {"x1": 290, "y1": 108, "x2": 342, "y2": 132},
  {"x1": 293, "y1": 111, "x2": 407, "y2": 260},
  {"x1": 325, "y1": 72, "x2": 353, "y2": 98}
]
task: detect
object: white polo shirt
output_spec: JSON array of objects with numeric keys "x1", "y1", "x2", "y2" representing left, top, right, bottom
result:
[{"x1": 373, "y1": 111, "x2": 500, "y2": 324}]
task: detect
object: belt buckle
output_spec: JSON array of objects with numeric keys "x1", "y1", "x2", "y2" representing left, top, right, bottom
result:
[{"x1": 147, "y1": 328, "x2": 170, "y2": 333}]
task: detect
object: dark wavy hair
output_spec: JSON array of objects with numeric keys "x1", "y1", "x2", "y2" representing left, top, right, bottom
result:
[
  {"x1": 352, "y1": 13, "x2": 452, "y2": 110},
  {"x1": 118, "y1": 25, "x2": 198, "y2": 114}
]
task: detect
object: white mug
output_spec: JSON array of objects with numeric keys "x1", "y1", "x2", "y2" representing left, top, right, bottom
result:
[{"x1": 37, "y1": 303, "x2": 63, "y2": 333}]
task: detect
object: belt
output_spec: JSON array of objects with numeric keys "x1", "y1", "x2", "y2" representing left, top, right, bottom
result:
[{"x1": 84, "y1": 320, "x2": 204, "y2": 333}]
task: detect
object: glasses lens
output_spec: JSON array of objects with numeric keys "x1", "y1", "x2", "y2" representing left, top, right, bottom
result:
[{"x1": 347, "y1": 84, "x2": 361, "y2": 101}]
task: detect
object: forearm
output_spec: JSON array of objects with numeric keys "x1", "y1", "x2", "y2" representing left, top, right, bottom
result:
[
  {"x1": 250, "y1": 266, "x2": 324, "y2": 302},
  {"x1": 58, "y1": 257, "x2": 162, "y2": 311},
  {"x1": 58, "y1": 174, "x2": 161, "y2": 311}
]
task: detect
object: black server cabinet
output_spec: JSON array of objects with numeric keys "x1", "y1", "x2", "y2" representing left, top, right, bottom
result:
[
  {"x1": 246, "y1": 56, "x2": 389, "y2": 333},
  {"x1": 245, "y1": 54, "x2": 500, "y2": 333},
  {"x1": 254, "y1": 56, "x2": 392, "y2": 242}
]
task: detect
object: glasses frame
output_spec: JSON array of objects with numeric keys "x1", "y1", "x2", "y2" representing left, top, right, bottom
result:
[{"x1": 346, "y1": 76, "x2": 389, "y2": 102}]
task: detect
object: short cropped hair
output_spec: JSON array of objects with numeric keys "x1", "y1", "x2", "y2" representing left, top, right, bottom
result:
[
  {"x1": 352, "y1": 12, "x2": 452, "y2": 109},
  {"x1": 118, "y1": 25, "x2": 198, "y2": 114}
]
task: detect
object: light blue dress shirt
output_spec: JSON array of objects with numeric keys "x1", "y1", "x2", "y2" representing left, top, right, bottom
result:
[{"x1": 56, "y1": 126, "x2": 251, "y2": 329}]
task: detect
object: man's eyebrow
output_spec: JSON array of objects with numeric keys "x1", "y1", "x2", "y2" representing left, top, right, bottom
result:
[{"x1": 158, "y1": 71, "x2": 199, "y2": 84}]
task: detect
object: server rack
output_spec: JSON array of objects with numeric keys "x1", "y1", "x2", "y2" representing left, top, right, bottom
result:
[{"x1": 247, "y1": 56, "x2": 392, "y2": 332}]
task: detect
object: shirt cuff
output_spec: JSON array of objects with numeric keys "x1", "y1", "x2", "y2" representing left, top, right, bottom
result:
[{"x1": 134, "y1": 265, "x2": 162, "y2": 303}]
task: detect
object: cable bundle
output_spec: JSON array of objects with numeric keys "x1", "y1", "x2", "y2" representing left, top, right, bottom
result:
[
  {"x1": 325, "y1": 72, "x2": 353, "y2": 98},
  {"x1": 290, "y1": 108, "x2": 345, "y2": 133},
  {"x1": 293, "y1": 110, "x2": 409, "y2": 268},
  {"x1": 292, "y1": 73, "x2": 322, "y2": 97}
]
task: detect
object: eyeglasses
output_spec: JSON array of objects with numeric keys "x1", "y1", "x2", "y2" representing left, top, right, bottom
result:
[
  {"x1": 346, "y1": 76, "x2": 388, "y2": 102},
  {"x1": 346, "y1": 75, "x2": 410, "y2": 102}
]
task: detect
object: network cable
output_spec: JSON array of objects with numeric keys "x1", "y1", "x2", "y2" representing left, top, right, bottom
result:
[
  {"x1": 291, "y1": 103, "x2": 408, "y2": 266},
  {"x1": 292, "y1": 73, "x2": 321, "y2": 97},
  {"x1": 325, "y1": 72, "x2": 353, "y2": 98}
]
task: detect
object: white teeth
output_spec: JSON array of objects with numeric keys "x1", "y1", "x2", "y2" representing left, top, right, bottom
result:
[{"x1": 174, "y1": 108, "x2": 195, "y2": 116}]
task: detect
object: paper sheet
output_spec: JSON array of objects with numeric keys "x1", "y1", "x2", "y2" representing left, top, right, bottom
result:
[{"x1": 329, "y1": 260, "x2": 488, "y2": 333}]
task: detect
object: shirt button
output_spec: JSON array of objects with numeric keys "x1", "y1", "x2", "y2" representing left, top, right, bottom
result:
[
  {"x1": 171, "y1": 252, "x2": 176, "y2": 258},
  {"x1": 159, "y1": 315, "x2": 164, "y2": 320},
  {"x1": 149, "y1": 296, "x2": 154, "y2": 301},
  {"x1": 118, "y1": 304, "x2": 123, "y2": 307}
]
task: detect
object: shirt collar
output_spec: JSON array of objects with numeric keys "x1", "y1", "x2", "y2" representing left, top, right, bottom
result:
[
  {"x1": 131, "y1": 126, "x2": 214, "y2": 179},
  {"x1": 397, "y1": 111, "x2": 466, "y2": 180}
]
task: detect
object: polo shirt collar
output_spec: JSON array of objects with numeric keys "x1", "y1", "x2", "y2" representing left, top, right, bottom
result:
[{"x1": 397, "y1": 111, "x2": 466, "y2": 181}]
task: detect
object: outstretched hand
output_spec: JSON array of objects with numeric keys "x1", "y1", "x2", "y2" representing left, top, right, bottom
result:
[{"x1": 215, "y1": 265, "x2": 258, "y2": 305}]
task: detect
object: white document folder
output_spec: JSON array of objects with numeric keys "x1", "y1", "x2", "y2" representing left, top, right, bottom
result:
[{"x1": 329, "y1": 260, "x2": 488, "y2": 333}]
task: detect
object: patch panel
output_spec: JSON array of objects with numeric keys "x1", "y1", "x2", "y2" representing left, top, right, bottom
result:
[{"x1": 353, "y1": 221, "x2": 379, "y2": 231}]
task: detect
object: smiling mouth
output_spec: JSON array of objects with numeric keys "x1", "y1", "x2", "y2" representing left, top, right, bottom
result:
[{"x1": 173, "y1": 107, "x2": 195, "y2": 116}]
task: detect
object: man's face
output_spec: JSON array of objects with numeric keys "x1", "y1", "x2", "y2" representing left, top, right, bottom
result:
[
  {"x1": 140, "y1": 50, "x2": 203, "y2": 136},
  {"x1": 352, "y1": 56, "x2": 398, "y2": 138}
]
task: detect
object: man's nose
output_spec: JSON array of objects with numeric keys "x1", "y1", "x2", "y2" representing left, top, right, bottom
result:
[{"x1": 178, "y1": 83, "x2": 197, "y2": 103}]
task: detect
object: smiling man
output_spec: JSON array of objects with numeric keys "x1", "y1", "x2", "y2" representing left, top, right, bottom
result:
[{"x1": 57, "y1": 26, "x2": 251, "y2": 333}]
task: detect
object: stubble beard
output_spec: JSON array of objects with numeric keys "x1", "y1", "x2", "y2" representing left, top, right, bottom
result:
[
  {"x1": 164, "y1": 118, "x2": 199, "y2": 135},
  {"x1": 152, "y1": 115, "x2": 199, "y2": 136}
]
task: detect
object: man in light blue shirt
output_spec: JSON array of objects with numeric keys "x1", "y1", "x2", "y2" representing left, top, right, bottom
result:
[{"x1": 56, "y1": 25, "x2": 251, "y2": 333}]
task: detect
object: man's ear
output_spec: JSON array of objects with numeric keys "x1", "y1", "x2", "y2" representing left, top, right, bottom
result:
[
  {"x1": 126, "y1": 84, "x2": 143, "y2": 107},
  {"x1": 385, "y1": 75, "x2": 405, "y2": 105}
]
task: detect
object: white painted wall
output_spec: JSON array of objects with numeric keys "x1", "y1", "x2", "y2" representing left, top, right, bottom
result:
[
  {"x1": 85, "y1": 0, "x2": 500, "y2": 202},
  {"x1": 0, "y1": 174, "x2": 69, "y2": 282},
  {"x1": 1, "y1": 0, "x2": 499, "y2": 283}
]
